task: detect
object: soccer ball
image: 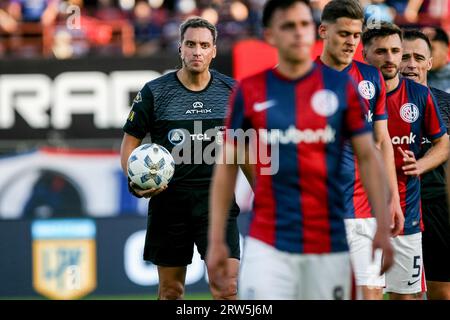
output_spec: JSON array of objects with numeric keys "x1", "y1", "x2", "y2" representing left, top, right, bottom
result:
[{"x1": 127, "y1": 143, "x2": 175, "y2": 189}]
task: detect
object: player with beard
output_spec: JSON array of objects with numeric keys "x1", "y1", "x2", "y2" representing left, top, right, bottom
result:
[
  {"x1": 363, "y1": 22, "x2": 449, "y2": 300},
  {"x1": 317, "y1": 0, "x2": 403, "y2": 300},
  {"x1": 400, "y1": 29, "x2": 450, "y2": 300}
]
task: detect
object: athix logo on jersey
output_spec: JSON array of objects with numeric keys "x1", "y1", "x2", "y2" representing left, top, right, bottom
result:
[
  {"x1": 365, "y1": 110, "x2": 374, "y2": 123},
  {"x1": 391, "y1": 132, "x2": 416, "y2": 145},
  {"x1": 185, "y1": 101, "x2": 212, "y2": 115},
  {"x1": 253, "y1": 100, "x2": 276, "y2": 112},
  {"x1": 193, "y1": 101, "x2": 203, "y2": 108},
  {"x1": 311, "y1": 90, "x2": 338, "y2": 117},
  {"x1": 400, "y1": 103, "x2": 419, "y2": 123},
  {"x1": 260, "y1": 125, "x2": 336, "y2": 145},
  {"x1": 358, "y1": 80, "x2": 376, "y2": 100},
  {"x1": 168, "y1": 129, "x2": 186, "y2": 145}
]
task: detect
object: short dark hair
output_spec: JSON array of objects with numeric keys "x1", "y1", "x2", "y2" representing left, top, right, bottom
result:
[
  {"x1": 403, "y1": 29, "x2": 432, "y2": 53},
  {"x1": 180, "y1": 17, "x2": 217, "y2": 44},
  {"x1": 262, "y1": 0, "x2": 311, "y2": 28},
  {"x1": 428, "y1": 27, "x2": 449, "y2": 47},
  {"x1": 362, "y1": 22, "x2": 402, "y2": 47},
  {"x1": 321, "y1": 0, "x2": 364, "y2": 23}
]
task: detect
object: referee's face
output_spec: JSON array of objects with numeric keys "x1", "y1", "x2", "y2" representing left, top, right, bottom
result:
[
  {"x1": 400, "y1": 39, "x2": 432, "y2": 86},
  {"x1": 180, "y1": 27, "x2": 217, "y2": 74}
]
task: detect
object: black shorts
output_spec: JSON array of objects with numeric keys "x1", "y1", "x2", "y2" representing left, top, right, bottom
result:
[
  {"x1": 143, "y1": 186, "x2": 240, "y2": 267},
  {"x1": 422, "y1": 197, "x2": 450, "y2": 282}
]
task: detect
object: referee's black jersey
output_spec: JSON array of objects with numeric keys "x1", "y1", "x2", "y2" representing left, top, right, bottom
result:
[
  {"x1": 123, "y1": 69, "x2": 235, "y2": 188},
  {"x1": 420, "y1": 87, "x2": 450, "y2": 200}
]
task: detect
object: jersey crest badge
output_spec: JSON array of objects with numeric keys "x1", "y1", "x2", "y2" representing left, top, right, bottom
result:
[
  {"x1": 311, "y1": 90, "x2": 339, "y2": 117},
  {"x1": 400, "y1": 103, "x2": 419, "y2": 123},
  {"x1": 358, "y1": 80, "x2": 376, "y2": 100}
]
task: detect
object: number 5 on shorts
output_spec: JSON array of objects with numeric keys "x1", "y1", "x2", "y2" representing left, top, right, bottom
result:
[{"x1": 412, "y1": 255, "x2": 420, "y2": 278}]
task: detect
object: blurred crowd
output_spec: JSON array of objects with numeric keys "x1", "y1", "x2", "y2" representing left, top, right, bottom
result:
[{"x1": 0, "y1": 0, "x2": 449, "y2": 59}]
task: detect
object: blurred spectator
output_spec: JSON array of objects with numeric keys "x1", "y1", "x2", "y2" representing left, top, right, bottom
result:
[
  {"x1": 311, "y1": 0, "x2": 331, "y2": 25},
  {"x1": 133, "y1": 0, "x2": 163, "y2": 56},
  {"x1": 2, "y1": 0, "x2": 448, "y2": 59},
  {"x1": 9, "y1": 0, "x2": 60, "y2": 25},
  {"x1": 423, "y1": 26, "x2": 450, "y2": 93},
  {"x1": 0, "y1": 1, "x2": 19, "y2": 33},
  {"x1": 0, "y1": 1, "x2": 19, "y2": 57},
  {"x1": 95, "y1": 0, "x2": 127, "y2": 20}
]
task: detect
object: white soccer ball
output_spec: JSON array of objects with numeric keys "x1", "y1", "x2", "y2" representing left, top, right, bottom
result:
[{"x1": 127, "y1": 143, "x2": 175, "y2": 189}]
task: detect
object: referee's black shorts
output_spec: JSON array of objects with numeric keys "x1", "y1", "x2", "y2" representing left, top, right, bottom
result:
[
  {"x1": 143, "y1": 186, "x2": 241, "y2": 267},
  {"x1": 422, "y1": 196, "x2": 450, "y2": 282}
]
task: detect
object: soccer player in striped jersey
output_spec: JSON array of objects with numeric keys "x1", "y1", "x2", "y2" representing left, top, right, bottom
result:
[
  {"x1": 400, "y1": 29, "x2": 450, "y2": 300},
  {"x1": 206, "y1": 0, "x2": 394, "y2": 300},
  {"x1": 316, "y1": 0, "x2": 403, "y2": 300},
  {"x1": 363, "y1": 23, "x2": 449, "y2": 300}
]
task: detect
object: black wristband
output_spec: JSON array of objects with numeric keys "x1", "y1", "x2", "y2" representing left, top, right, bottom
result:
[{"x1": 128, "y1": 177, "x2": 143, "y2": 198}]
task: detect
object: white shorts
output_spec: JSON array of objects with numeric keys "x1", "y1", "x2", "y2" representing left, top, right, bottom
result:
[
  {"x1": 385, "y1": 232, "x2": 426, "y2": 294},
  {"x1": 344, "y1": 218, "x2": 385, "y2": 288},
  {"x1": 238, "y1": 237, "x2": 353, "y2": 300}
]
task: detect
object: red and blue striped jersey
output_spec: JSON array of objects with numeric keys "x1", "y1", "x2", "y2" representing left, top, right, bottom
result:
[
  {"x1": 387, "y1": 78, "x2": 446, "y2": 235},
  {"x1": 316, "y1": 58, "x2": 388, "y2": 219},
  {"x1": 342, "y1": 61, "x2": 388, "y2": 219},
  {"x1": 226, "y1": 63, "x2": 371, "y2": 254}
]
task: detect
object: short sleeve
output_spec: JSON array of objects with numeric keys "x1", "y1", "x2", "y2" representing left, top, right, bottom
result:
[
  {"x1": 123, "y1": 84, "x2": 154, "y2": 140},
  {"x1": 424, "y1": 89, "x2": 446, "y2": 141},
  {"x1": 373, "y1": 70, "x2": 388, "y2": 121},
  {"x1": 344, "y1": 79, "x2": 372, "y2": 138}
]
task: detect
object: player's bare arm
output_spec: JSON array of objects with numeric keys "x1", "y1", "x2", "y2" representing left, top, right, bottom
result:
[
  {"x1": 206, "y1": 142, "x2": 240, "y2": 291},
  {"x1": 119, "y1": 132, "x2": 167, "y2": 198},
  {"x1": 373, "y1": 120, "x2": 404, "y2": 237},
  {"x1": 398, "y1": 133, "x2": 450, "y2": 176},
  {"x1": 352, "y1": 132, "x2": 394, "y2": 274}
]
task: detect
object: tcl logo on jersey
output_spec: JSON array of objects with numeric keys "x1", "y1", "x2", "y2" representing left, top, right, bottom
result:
[
  {"x1": 168, "y1": 128, "x2": 213, "y2": 145},
  {"x1": 391, "y1": 133, "x2": 416, "y2": 145},
  {"x1": 260, "y1": 125, "x2": 336, "y2": 145},
  {"x1": 185, "y1": 101, "x2": 212, "y2": 115},
  {"x1": 190, "y1": 133, "x2": 213, "y2": 141}
]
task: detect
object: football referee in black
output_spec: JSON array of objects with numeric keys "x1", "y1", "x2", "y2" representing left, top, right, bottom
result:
[{"x1": 120, "y1": 17, "x2": 246, "y2": 300}]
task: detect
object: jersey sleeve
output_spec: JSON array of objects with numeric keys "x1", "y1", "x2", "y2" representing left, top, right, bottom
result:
[
  {"x1": 344, "y1": 79, "x2": 372, "y2": 138},
  {"x1": 373, "y1": 70, "x2": 388, "y2": 121},
  {"x1": 122, "y1": 84, "x2": 154, "y2": 140},
  {"x1": 424, "y1": 89, "x2": 447, "y2": 140},
  {"x1": 431, "y1": 88, "x2": 450, "y2": 134}
]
